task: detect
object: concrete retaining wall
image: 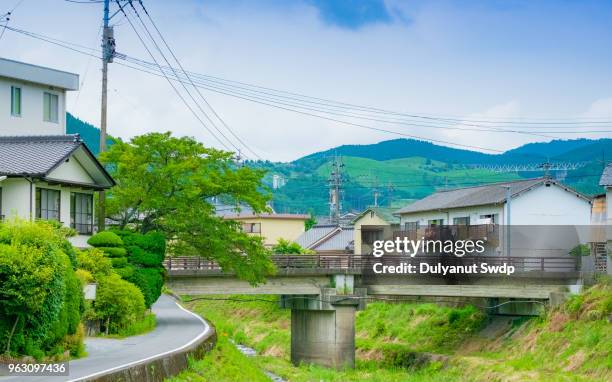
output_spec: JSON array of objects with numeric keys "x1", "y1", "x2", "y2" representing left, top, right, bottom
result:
[{"x1": 86, "y1": 322, "x2": 217, "y2": 382}]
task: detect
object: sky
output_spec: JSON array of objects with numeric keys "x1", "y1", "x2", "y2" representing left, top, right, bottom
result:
[{"x1": 1, "y1": 0, "x2": 612, "y2": 161}]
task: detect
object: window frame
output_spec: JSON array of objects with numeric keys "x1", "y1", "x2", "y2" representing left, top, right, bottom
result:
[
  {"x1": 43, "y1": 92, "x2": 59, "y2": 123},
  {"x1": 10, "y1": 86, "x2": 21, "y2": 117},
  {"x1": 404, "y1": 221, "x2": 420, "y2": 231},
  {"x1": 35, "y1": 187, "x2": 61, "y2": 222},
  {"x1": 242, "y1": 222, "x2": 261, "y2": 234},
  {"x1": 452, "y1": 216, "x2": 470, "y2": 226},
  {"x1": 70, "y1": 192, "x2": 94, "y2": 234}
]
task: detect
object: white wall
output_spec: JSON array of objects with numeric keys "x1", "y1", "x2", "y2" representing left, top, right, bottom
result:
[
  {"x1": 0, "y1": 77, "x2": 66, "y2": 136},
  {"x1": 1, "y1": 178, "x2": 32, "y2": 220},
  {"x1": 399, "y1": 205, "x2": 504, "y2": 227},
  {"x1": 47, "y1": 157, "x2": 95, "y2": 184},
  {"x1": 510, "y1": 183, "x2": 591, "y2": 225}
]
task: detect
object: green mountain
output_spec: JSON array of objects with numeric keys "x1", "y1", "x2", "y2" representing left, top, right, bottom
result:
[
  {"x1": 64, "y1": 113, "x2": 610, "y2": 216},
  {"x1": 66, "y1": 113, "x2": 113, "y2": 155},
  {"x1": 258, "y1": 138, "x2": 611, "y2": 215}
]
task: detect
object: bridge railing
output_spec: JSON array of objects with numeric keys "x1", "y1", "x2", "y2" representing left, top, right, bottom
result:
[{"x1": 164, "y1": 254, "x2": 578, "y2": 274}]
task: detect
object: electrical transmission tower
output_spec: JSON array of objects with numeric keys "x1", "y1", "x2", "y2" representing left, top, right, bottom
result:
[{"x1": 328, "y1": 156, "x2": 344, "y2": 225}]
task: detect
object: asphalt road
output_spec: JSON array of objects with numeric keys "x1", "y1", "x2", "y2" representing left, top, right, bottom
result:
[{"x1": 0, "y1": 295, "x2": 211, "y2": 382}]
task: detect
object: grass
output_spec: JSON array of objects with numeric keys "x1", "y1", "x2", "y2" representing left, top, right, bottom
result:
[
  {"x1": 170, "y1": 296, "x2": 484, "y2": 381},
  {"x1": 170, "y1": 281, "x2": 611, "y2": 381},
  {"x1": 166, "y1": 336, "x2": 270, "y2": 382},
  {"x1": 101, "y1": 312, "x2": 157, "y2": 338}
]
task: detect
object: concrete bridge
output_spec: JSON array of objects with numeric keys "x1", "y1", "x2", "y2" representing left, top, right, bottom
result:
[{"x1": 166, "y1": 254, "x2": 582, "y2": 369}]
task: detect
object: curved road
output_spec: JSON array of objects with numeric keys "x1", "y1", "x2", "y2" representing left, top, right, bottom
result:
[{"x1": 1, "y1": 295, "x2": 211, "y2": 381}]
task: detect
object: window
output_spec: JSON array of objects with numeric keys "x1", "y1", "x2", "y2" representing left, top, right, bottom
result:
[
  {"x1": 36, "y1": 188, "x2": 60, "y2": 221},
  {"x1": 404, "y1": 221, "x2": 419, "y2": 231},
  {"x1": 479, "y1": 214, "x2": 498, "y2": 224},
  {"x1": 242, "y1": 223, "x2": 261, "y2": 233},
  {"x1": 428, "y1": 219, "x2": 444, "y2": 226},
  {"x1": 43, "y1": 92, "x2": 59, "y2": 123},
  {"x1": 362, "y1": 229, "x2": 383, "y2": 245},
  {"x1": 71, "y1": 193, "x2": 93, "y2": 234},
  {"x1": 11, "y1": 86, "x2": 21, "y2": 117},
  {"x1": 453, "y1": 217, "x2": 470, "y2": 226}
]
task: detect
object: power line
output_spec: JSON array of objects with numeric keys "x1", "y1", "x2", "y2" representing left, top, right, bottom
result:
[
  {"x1": 113, "y1": 0, "x2": 233, "y2": 151},
  {"x1": 4, "y1": 24, "x2": 610, "y2": 154},
  {"x1": 0, "y1": 0, "x2": 26, "y2": 42},
  {"x1": 135, "y1": 0, "x2": 262, "y2": 160},
  {"x1": 124, "y1": 0, "x2": 245, "y2": 156}
]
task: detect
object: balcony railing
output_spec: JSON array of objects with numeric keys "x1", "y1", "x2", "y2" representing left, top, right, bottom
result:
[
  {"x1": 165, "y1": 254, "x2": 578, "y2": 275},
  {"x1": 394, "y1": 224, "x2": 499, "y2": 244}
]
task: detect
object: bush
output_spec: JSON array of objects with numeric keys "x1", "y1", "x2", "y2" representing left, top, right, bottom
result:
[
  {"x1": 112, "y1": 230, "x2": 166, "y2": 257},
  {"x1": 0, "y1": 220, "x2": 84, "y2": 358},
  {"x1": 128, "y1": 246, "x2": 163, "y2": 267},
  {"x1": 272, "y1": 238, "x2": 313, "y2": 254},
  {"x1": 75, "y1": 269, "x2": 94, "y2": 284},
  {"x1": 94, "y1": 273, "x2": 145, "y2": 334},
  {"x1": 114, "y1": 265, "x2": 135, "y2": 279},
  {"x1": 111, "y1": 257, "x2": 128, "y2": 268},
  {"x1": 87, "y1": 231, "x2": 124, "y2": 248},
  {"x1": 127, "y1": 268, "x2": 164, "y2": 308},
  {"x1": 77, "y1": 249, "x2": 113, "y2": 277},
  {"x1": 98, "y1": 247, "x2": 127, "y2": 258}
]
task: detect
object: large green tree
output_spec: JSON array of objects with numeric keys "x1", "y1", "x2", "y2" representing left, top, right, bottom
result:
[{"x1": 100, "y1": 132, "x2": 274, "y2": 284}]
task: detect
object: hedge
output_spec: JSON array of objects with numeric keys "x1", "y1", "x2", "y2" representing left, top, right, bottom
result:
[{"x1": 87, "y1": 231, "x2": 124, "y2": 248}]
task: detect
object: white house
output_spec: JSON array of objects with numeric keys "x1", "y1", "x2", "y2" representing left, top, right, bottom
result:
[
  {"x1": 0, "y1": 58, "x2": 114, "y2": 244},
  {"x1": 0, "y1": 57, "x2": 78, "y2": 136},
  {"x1": 600, "y1": 164, "x2": 612, "y2": 227},
  {"x1": 599, "y1": 164, "x2": 612, "y2": 274},
  {"x1": 394, "y1": 178, "x2": 592, "y2": 257},
  {"x1": 395, "y1": 178, "x2": 591, "y2": 228}
]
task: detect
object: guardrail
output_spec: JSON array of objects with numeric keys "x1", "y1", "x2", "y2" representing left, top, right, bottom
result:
[{"x1": 165, "y1": 254, "x2": 579, "y2": 274}]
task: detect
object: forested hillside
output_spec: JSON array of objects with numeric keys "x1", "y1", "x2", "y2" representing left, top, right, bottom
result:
[{"x1": 65, "y1": 112, "x2": 610, "y2": 216}]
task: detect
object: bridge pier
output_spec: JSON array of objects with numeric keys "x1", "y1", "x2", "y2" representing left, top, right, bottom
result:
[
  {"x1": 290, "y1": 305, "x2": 356, "y2": 368},
  {"x1": 281, "y1": 284, "x2": 366, "y2": 369}
]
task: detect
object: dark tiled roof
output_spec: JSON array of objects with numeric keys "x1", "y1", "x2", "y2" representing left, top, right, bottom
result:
[
  {"x1": 599, "y1": 164, "x2": 612, "y2": 186},
  {"x1": 0, "y1": 135, "x2": 114, "y2": 188},
  {"x1": 395, "y1": 178, "x2": 587, "y2": 215},
  {"x1": 0, "y1": 135, "x2": 81, "y2": 176}
]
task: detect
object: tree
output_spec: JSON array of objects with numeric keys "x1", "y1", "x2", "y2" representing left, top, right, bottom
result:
[
  {"x1": 305, "y1": 213, "x2": 317, "y2": 230},
  {"x1": 100, "y1": 132, "x2": 275, "y2": 284},
  {"x1": 272, "y1": 239, "x2": 313, "y2": 254}
]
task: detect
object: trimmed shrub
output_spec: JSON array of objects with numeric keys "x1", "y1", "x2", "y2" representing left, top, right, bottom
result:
[
  {"x1": 94, "y1": 273, "x2": 145, "y2": 333},
  {"x1": 128, "y1": 247, "x2": 162, "y2": 267},
  {"x1": 87, "y1": 231, "x2": 124, "y2": 248},
  {"x1": 127, "y1": 268, "x2": 164, "y2": 308},
  {"x1": 111, "y1": 257, "x2": 128, "y2": 268},
  {"x1": 114, "y1": 265, "x2": 135, "y2": 279},
  {"x1": 97, "y1": 247, "x2": 127, "y2": 258}
]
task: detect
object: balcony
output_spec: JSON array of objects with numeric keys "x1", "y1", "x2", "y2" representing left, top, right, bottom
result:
[{"x1": 394, "y1": 224, "x2": 500, "y2": 246}]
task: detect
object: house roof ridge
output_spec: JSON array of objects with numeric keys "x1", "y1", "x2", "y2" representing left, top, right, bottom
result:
[
  {"x1": 436, "y1": 177, "x2": 545, "y2": 193},
  {"x1": 0, "y1": 134, "x2": 81, "y2": 143}
]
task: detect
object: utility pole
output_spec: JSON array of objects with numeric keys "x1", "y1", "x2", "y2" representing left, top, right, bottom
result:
[
  {"x1": 98, "y1": 0, "x2": 116, "y2": 231},
  {"x1": 503, "y1": 186, "x2": 511, "y2": 257},
  {"x1": 372, "y1": 175, "x2": 379, "y2": 207},
  {"x1": 328, "y1": 156, "x2": 343, "y2": 225},
  {"x1": 386, "y1": 182, "x2": 394, "y2": 207}
]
